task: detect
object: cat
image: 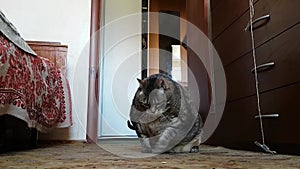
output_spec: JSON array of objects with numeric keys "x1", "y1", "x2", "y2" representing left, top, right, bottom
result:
[
  {"x1": 127, "y1": 77, "x2": 170, "y2": 138},
  {"x1": 128, "y1": 73, "x2": 203, "y2": 153}
]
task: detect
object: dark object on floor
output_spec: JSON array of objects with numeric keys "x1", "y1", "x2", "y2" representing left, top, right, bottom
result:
[{"x1": 0, "y1": 115, "x2": 37, "y2": 153}]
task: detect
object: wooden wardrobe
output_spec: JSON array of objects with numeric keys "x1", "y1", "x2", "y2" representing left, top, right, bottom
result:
[{"x1": 208, "y1": 0, "x2": 300, "y2": 155}]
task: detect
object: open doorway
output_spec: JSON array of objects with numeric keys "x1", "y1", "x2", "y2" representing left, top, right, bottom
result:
[
  {"x1": 96, "y1": 0, "x2": 210, "y2": 140},
  {"x1": 98, "y1": 0, "x2": 188, "y2": 138},
  {"x1": 147, "y1": 0, "x2": 188, "y2": 86}
]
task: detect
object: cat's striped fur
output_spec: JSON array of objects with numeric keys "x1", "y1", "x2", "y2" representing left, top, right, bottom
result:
[{"x1": 128, "y1": 74, "x2": 203, "y2": 153}]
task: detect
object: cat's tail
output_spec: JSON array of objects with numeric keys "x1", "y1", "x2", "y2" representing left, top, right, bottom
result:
[
  {"x1": 127, "y1": 120, "x2": 142, "y2": 138},
  {"x1": 127, "y1": 120, "x2": 136, "y2": 130}
]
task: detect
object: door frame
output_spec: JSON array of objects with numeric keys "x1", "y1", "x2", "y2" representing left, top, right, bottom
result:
[{"x1": 86, "y1": 0, "x2": 208, "y2": 143}]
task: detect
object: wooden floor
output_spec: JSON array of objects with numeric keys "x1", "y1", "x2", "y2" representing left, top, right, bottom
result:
[{"x1": 0, "y1": 139, "x2": 299, "y2": 169}]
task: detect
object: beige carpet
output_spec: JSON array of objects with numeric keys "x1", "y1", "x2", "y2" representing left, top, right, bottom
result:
[{"x1": 0, "y1": 139, "x2": 299, "y2": 169}]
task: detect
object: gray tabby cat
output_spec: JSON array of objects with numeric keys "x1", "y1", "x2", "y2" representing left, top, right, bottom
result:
[{"x1": 128, "y1": 74, "x2": 203, "y2": 153}]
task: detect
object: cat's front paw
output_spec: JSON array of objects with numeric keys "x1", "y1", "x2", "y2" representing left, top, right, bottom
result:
[
  {"x1": 141, "y1": 147, "x2": 152, "y2": 153},
  {"x1": 155, "y1": 106, "x2": 169, "y2": 116},
  {"x1": 190, "y1": 146, "x2": 199, "y2": 153},
  {"x1": 140, "y1": 137, "x2": 152, "y2": 153}
]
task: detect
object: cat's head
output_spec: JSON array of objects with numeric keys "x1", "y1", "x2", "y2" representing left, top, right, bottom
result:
[
  {"x1": 135, "y1": 79, "x2": 148, "y2": 108},
  {"x1": 137, "y1": 77, "x2": 169, "y2": 95}
]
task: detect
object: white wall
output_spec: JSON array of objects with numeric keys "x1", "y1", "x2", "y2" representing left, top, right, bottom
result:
[{"x1": 0, "y1": 0, "x2": 91, "y2": 140}]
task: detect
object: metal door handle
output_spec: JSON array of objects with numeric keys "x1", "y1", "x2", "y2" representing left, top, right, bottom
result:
[
  {"x1": 245, "y1": 14, "x2": 271, "y2": 31},
  {"x1": 251, "y1": 62, "x2": 275, "y2": 73},
  {"x1": 255, "y1": 114, "x2": 279, "y2": 119}
]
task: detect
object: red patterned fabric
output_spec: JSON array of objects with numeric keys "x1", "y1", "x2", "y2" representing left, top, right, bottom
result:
[{"x1": 0, "y1": 33, "x2": 72, "y2": 132}]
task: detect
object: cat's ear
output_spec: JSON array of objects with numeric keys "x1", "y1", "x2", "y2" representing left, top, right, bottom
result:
[
  {"x1": 137, "y1": 78, "x2": 146, "y2": 88},
  {"x1": 157, "y1": 79, "x2": 169, "y2": 90}
]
